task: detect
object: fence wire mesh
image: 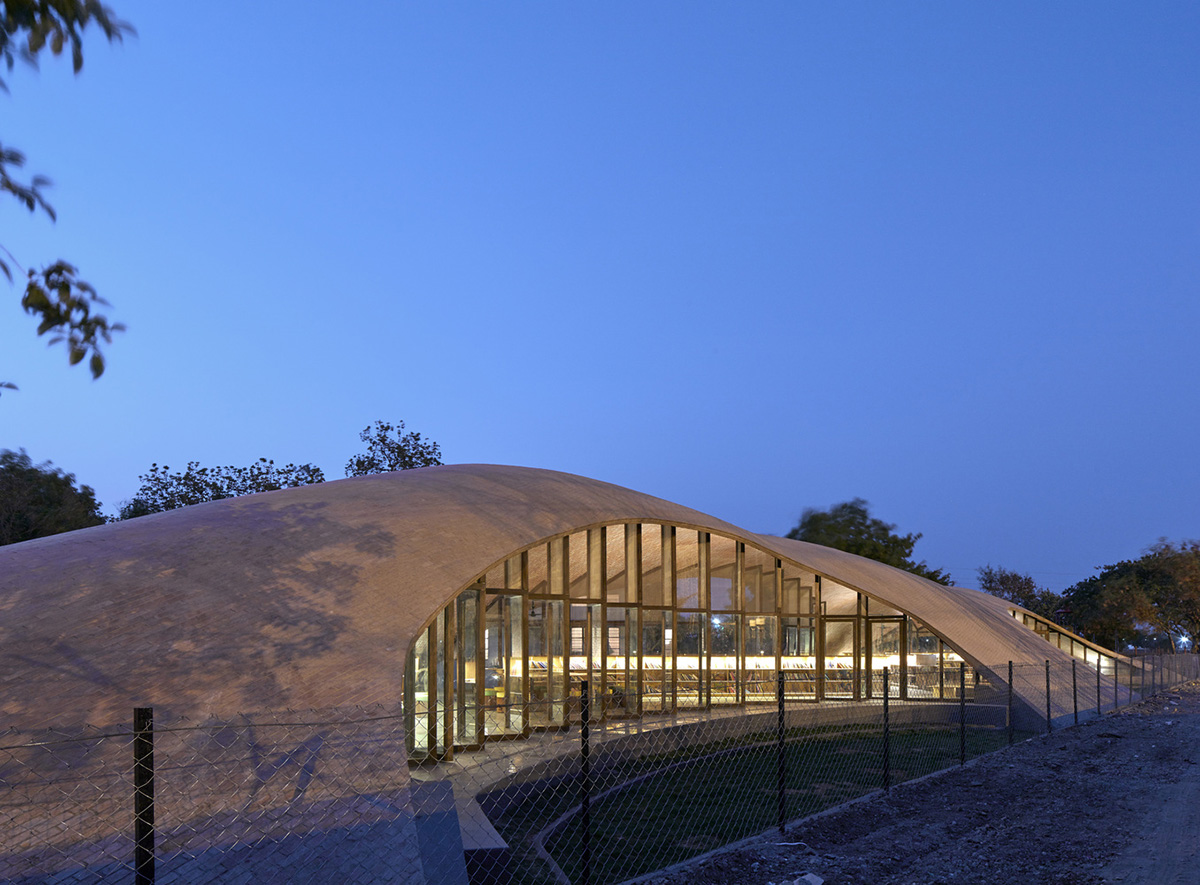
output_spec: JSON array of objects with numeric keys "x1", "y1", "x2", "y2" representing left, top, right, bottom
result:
[
  {"x1": 0, "y1": 707, "x2": 424, "y2": 884},
  {"x1": 2, "y1": 654, "x2": 1197, "y2": 885}
]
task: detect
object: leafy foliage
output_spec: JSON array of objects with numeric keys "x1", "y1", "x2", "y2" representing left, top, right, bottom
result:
[
  {"x1": 118, "y1": 419, "x2": 443, "y2": 518},
  {"x1": 1, "y1": 1, "x2": 132, "y2": 393},
  {"x1": 119, "y1": 459, "x2": 326, "y2": 519},
  {"x1": 0, "y1": 0, "x2": 131, "y2": 78},
  {"x1": 786, "y1": 497, "x2": 951, "y2": 585},
  {"x1": 344, "y1": 419, "x2": 442, "y2": 476},
  {"x1": 1063, "y1": 540, "x2": 1200, "y2": 651},
  {"x1": 20, "y1": 260, "x2": 124, "y2": 376},
  {"x1": 977, "y1": 565, "x2": 1064, "y2": 621},
  {"x1": 0, "y1": 448, "x2": 104, "y2": 545}
]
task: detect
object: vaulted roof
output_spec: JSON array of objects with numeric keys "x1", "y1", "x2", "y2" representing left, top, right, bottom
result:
[{"x1": 0, "y1": 464, "x2": 1071, "y2": 727}]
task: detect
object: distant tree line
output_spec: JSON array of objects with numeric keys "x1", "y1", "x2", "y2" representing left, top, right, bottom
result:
[
  {"x1": 0, "y1": 419, "x2": 441, "y2": 543},
  {"x1": 978, "y1": 547, "x2": 1200, "y2": 653},
  {"x1": 789, "y1": 500, "x2": 1200, "y2": 653},
  {"x1": 117, "y1": 420, "x2": 441, "y2": 518}
]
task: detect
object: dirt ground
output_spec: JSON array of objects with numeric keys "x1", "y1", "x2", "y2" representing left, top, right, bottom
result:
[{"x1": 642, "y1": 680, "x2": 1200, "y2": 885}]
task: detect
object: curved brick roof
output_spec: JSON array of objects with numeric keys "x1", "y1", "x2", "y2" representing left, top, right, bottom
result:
[{"x1": 0, "y1": 464, "x2": 1075, "y2": 727}]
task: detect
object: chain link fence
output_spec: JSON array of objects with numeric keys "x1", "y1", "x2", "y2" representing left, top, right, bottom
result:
[
  {"x1": 2, "y1": 654, "x2": 1197, "y2": 885},
  {"x1": 0, "y1": 707, "x2": 424, "y2": 884}
]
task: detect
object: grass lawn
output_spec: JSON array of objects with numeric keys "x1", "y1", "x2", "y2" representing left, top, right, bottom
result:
[{"x1": 488, "y1": 724, "x2": 1022, "y2": 885}]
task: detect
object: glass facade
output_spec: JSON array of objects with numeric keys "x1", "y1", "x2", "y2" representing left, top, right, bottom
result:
[{"x1": 404, "y1": 523, "x2": 967, "y2": 758}]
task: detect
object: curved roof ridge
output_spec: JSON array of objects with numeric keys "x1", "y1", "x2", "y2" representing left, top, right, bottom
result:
[{"x1": 0, "y1": 463, "x2": 1077, "y2": 726}]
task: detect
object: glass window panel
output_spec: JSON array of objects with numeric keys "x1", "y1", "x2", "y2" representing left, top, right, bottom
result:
[
  {"x1": 711, "y1": 614, "x2": 739, "y2": 703},
  {"x1": 570, "y1": 625, "x2": 585, "y2": 655},
  {"x1": 660, "y1": 525, "x2": 674, "y2": 607},
  {"x1": 870, "y1": 629, "x2": 896, "y2": 697},
  {"x1": 908, "y1": 619, "x2": 939, "y2": 654},
  {"x1": 781, "y1": 616, "x2": 816, "y2": 698},
  {"x1": 506, "y1": 596, "x2": 524, "y2": 731},
  {"x1": 822, "y1": 618, "x2": 857, "y2": 699},
  {"x1": 529, "y1": 600, "x2": 561, "y2": 657},
  {"x1": 410, "y1": 629, "x2": 431, "y2": 752},
  {"x1": 871, "y1": 620, "x2": 903, "y2": 666},
  {"x1": 549, "y1": 537, "x2": 566, "y2": 596},
  {"x1": 782, "y1": 617, "x2": 815, "y2": 657},
  {"x1": 412, "y1": 630, "x2": 430, "y2": 702},
  {"x1": 745, "y1": 615, "x2": 776, "y2": 658},
  {"x1": 710, "y1": 534, "x2": 737, "y2": 611},
  {"x1": 589, "y1": 603, "x2": 604, "y2": 672},
  {"x1": 745, "y1": 615, "x2": 775, "y2": 698},
  {"x1": 676, "y1": 530, "x2": 701, "y2": 609},
  {"x1": 528, "y1": 599, "x2": 565, "y2": 726},
  {"x1": 435, "y1": 609, "x2": 446, "y2": 713},
  {"x1": 506, "y1": 555, "x2": 523, "y2": 591},
  {"x1": 606, "y1": 606, "x2": 637, "y2": 715},
  {"x1": 641, "y1": 524, "x2": 664, "y2": 606},
  {"x1": 677, "y1": 612, "x2": 704, "y2": 656},
  {"x1": 625, "y1": 524, "x2": 640, "y2": 603},
  {"x1": 711, "y1": 613, "x2": 739, "y2": 656},
  {"x1": 606, "y1": 525, "x2": 627, "y2": 603},
  {"x1": 906, "y1": 619, "x2": 940, "y2": 698},
  {"x1": 568, "y1": 604, "x2": 588, "y2": 694},
  {"x1": 823, "y1": 619, "x2": 856, "y2": 656},
  {"x1": 588, "y1": 529, "x2": 604, "y2": 600},
  {"x1": 676, "y1": 611, "x2": 704, "y2": 708},
  {"x1": 457, "y1": 589, "x2": 481, "y2": 743},
  {"x1": 485, "y1": 594, "x2": 522, "y2": 736},
  {"x1": 641, "y1": 610, "x2": 668, "y2": 710},
  {"x1": 781, "y1": 565, "x2": 816, "y2": 615},
  {"x1": 569, "y1": 532, "x2": 589, "y2": 598},
  {"x1": 528, "y1": 543, "x2": 549, "y2": 595},
  {"x1": 641, "y1": 611, "x2": 665, "y2": 657},
  {"x1": 821, "y1": 578, "x2": 859, "y2": 615},
  {"x1": 743, "y1": 547, "x2": 776, "y2": 613}
]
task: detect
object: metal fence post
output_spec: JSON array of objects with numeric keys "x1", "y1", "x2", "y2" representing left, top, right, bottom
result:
[
  {"x1": 1096, "y1": 660, "x2": 1102, "y2": 714},
  {"x1": 1072, "y1": 660, "x2": 1078, "y2": 726},
  {"x1": 1044, "y1": 660, "x2": 1052, "y2": 734},
  {"x1": 958, "y1": 662, "x2": 966, "y2": 765},
  {"x1": 777, "y1": 670, "x2": 786, "y2": 833},
  {"x1": 581, "y1": 681, "x2": 591, "y2": 885},
  {"x1": 883, "y1": 667, "x2": 891, "y2": 791},
  {"x1": 133, "y1": 707, "x2": 155, "y2": 885},
  {"x1": 1007, "y1": 661, "x2": 1014, "y2": 745}
]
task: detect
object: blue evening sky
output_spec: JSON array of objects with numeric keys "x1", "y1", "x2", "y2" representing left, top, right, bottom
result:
[{"x1": 2, "y1": 2, "x2": 1198, "y2": 592}]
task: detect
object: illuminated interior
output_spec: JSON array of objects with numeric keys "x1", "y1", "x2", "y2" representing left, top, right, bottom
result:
[{"x1": 404, "y1": 523, "x2": 967, "y2": 758}]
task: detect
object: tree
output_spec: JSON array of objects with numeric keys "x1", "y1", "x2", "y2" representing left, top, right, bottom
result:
[
  {"x1": 1142, "y1": 539, "x2": 1200, "y2": 650},
  {"x1": 0, "y1": 448, "x2": 104, "y2": 544},
  {"x1": 1062, "y1": 540, "x2": 1200, "y2": 652},
  {"x1": 118, "y1": 419, "x2": 442, "y2": 517},
  {"x1": 785, "y1": 497, "x2": 951, "y2": 585},
  {"x1": 2, "y1": 1, "x2": 132, "y2": 394},
  {"x1": 977, "y1": 565, "x2": 1063, "y2": 620},
  {"x1": 344, "y1": 420, "x2": 442, "y2": 476},
  {"x1": 119, "y1": 459, "x2": 326, "y2": 519}
]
